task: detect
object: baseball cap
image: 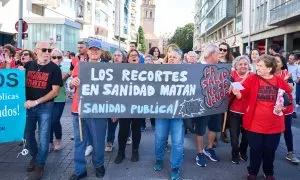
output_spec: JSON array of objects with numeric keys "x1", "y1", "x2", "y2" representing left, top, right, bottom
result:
[{"x1": 87, "y1": 40, "x2": 102, "y2": 49}]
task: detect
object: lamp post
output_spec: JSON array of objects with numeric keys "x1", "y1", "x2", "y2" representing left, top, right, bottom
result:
[
  {"x1": 17, "y1": 0, "x2": 23, "y2": 48},
  {"x1": 118, "y1": 0, "x2": 121, "y2": 49}
]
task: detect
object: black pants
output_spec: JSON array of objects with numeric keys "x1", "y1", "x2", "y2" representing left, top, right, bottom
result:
[
  {"x1": 247, "y1": 131, "x2": 281, "y2": 176},
  {"x1": 118, "y1": 118, "x2": 142, "y2": 153},
  {"x1": 50, "y1": 102, "x2": 65, "y2": 143},
  {"x1": 228, "y1": 112, "x2": 248, "y2": 156}
]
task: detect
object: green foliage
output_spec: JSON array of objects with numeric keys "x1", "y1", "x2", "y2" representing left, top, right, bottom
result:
[
  {"x1": 138, "y1": 26, "x2": 147, "y2": 53},
  {"x1": 169, "y1": 23, "x2": 194, "y2": 52}
]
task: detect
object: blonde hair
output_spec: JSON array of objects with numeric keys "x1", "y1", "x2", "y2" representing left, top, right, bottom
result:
[
  {"x1": 51, "y1": 48, "x2": 63, "y2": 57},
  {"x1": 164, "y1": 44, "x2": 179, "y2": 63}
]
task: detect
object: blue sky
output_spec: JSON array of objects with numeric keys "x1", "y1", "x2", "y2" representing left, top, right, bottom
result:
[{"x1": 155, "y1": 0, "x2": 195, "y2": 35}]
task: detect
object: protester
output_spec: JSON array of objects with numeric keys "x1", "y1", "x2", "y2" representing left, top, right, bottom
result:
[
  {"x1": 164, "y1": 44, "x2": 180, "y2": 64},
  {"x1": 0, "y1": 44, "x2": 17, "y2": 69},
  {"x1": 65, "y1": 51, "x2": 71, "y2": 59},
  {"x1": 144, "y1": 54, "x2": 156, "y2": 129},
  {"x1": 69, "y1": 40, "x2": 108, "y2": 179},
  {"x1": 218, "y1": 42, "x2": 233, "y2": 143},
  {"x1": 17, "y1": 49, "x2": 35, "y2": 66},
  {"x1": 287, "y1": 54, "x2": 300, "y2": 118},
  {"x1": 148, "y1": 47, "x2": 163, "y2": 64},
  {"x1": 101, "y1": 50, "x2": 112, "y2": 62},
  {"x1": 23, "y1": 41, "x2": 63, "y2": 180},
  {"x1": 186, "y1": 51, "x2": 197, "y2": 64},
  {"x1": 70, "y1": 41, "x2": 89, "y2": 72},
  {"x1": 274, "y1": 55, "x2": 300, "y2": 164},
  {"x1": 70, "y1": 52, "x2": 76, "y2": 59},
  {"x1": 114, "y1": 49, "x2": 143, "y2": 164},
  {"x1": 194, "y1": 44, "x2": 222, "y2": 167},
  {"x1": 153, "y1": 48, "x2": 184, "y2": 180},
  {"x1": 232, "y1": 55, "x2": 291, "y2": 180},
  {"x1": 104, "y1": 50, "x2": 127, "y2": 152},
  {"x1": 249, "y1": 49, "x2": 261, "y2": 73},
  {"x1": 229, "y1": 55, "x2": 252, "y2": 164},
  {"x1": 129, "y1": 42, "x2": 144, "y2": 64},
  {"x1": 218, "y1": 42, "x2": 234, "y2": 63},
  {"x1": 49, "y1": 48, "x2": 70, "y2": 152},
  {"x1": 269, "y1": 44, "x2": 280, "y2": 56}
]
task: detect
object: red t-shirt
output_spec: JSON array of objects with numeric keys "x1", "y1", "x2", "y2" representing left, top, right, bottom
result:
[
  {"x1": 0, "y1": 59, "x2": 17, "y2": 69},
  {"x1": 275, "y1": 70, "x2": 294, "y2": 115},
  {"x1": 230, "y1": 71, "x2": 251, "y2": 114},
  {"x1": 250, "y1": 77, "x2": 285, "y2": 133},
  {"x1": 71, "y1": 64, "x2": 79, "y2": 113}
]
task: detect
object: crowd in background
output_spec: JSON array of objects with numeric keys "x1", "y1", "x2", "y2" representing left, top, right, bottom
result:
[{"x1": 1, "y1": 40, "x2": 300, "y2": 180}]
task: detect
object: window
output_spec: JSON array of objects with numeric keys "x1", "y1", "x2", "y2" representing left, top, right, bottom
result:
[
  {"x1": 236, "y1": 0, "x2": 242, "y2": 15},
  {"x1": 149, "y1": 43, "x2": 152, "y2": 49},
  {"x1": 150, "y1": 11, "x2": 152, "y2": 18},
  {"x1": 235, "y1": 15, "x2": 242, "y2": 32}
]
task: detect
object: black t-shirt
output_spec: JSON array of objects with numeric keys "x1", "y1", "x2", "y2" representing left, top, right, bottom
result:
[{"x1": 25, "y1": 61, "x2": 63, "y2": 101}]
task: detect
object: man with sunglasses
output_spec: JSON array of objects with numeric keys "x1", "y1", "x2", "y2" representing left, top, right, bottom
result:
[
  {"x1": 69, "y1": 40, "x2": 108, "y2": 180},
  {"x1": 23, "y1": 41, "x2": 63, "y2": 180}
]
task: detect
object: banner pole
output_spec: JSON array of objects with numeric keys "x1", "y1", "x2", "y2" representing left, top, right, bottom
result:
[
  {"x1": 78, "y1": 100, "x2": 83, "y2": 141},
  {"x1": 222, "y1": 112, "x2": 227, "y2": 132}
]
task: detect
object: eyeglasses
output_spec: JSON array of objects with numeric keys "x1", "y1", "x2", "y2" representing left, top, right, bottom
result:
[
  {"x1": 51, "y1": 56, "x2": 62, "y2": 60},
  {"x1": 129, "y1": 54, "x2": 138, "y2": 58},
  {"x1": 20, "y1": 53, "x2": 29, "y2": 56},
  {"x1": 38, "y1": 48, "x2": 52, "y2": 53},
  {"x1": 219, "y1": 48, "x2": 227, "y2": 52}
]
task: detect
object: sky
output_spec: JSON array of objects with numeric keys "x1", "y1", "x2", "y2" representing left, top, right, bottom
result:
[{"x1": 154, "y1": 0, "x2": 195, "y2": 36}]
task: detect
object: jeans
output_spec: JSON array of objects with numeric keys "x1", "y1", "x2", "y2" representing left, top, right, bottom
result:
[
  {"x1": 247, "y1": 131, "x2": 281, "y2": 176},
  {"x1": 296, "y1": 83, "x2": 300, "y2": 105},
  {"x1": 72, "y1": 114, "x2": 107, "y2": 176},
  {"x1": 50, "y1": 102, "x2": 65, "y2": 143},
  {"x1": 284, "y1": 114, "x2": 294, "y2": 152},
  {"x1": 228, "y1": 112, "x2": 248, "y2": 156},
  {"x1": 155, "y1": 119, "x2": 184, "y2": 169},
  {"x1": 25, "y1": 102, "x2": 53, "y2": 165},
  {"x1": 118, "y1": 118, "x2": 142, "y2": 153},
  {"x1": 107, "y1": 119, "x2": 118, "y2": 144}
]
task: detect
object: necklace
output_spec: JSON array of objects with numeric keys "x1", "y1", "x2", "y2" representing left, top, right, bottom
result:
[{"x1": 36, "y1": 63, "x2": 45, "y2": 72}]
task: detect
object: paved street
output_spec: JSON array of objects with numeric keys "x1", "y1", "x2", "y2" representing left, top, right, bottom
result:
[{"x1": 0, "y1": 100, "x2": 300, "y2": 180}]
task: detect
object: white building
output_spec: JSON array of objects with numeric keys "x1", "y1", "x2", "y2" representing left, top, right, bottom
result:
[{"x1": 0, "y1": 0, "x2": 81, "y2": 52}]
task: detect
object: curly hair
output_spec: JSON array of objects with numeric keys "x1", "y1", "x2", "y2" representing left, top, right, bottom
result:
[{"x1": 3, "y1": 44, "x2": 16, "y2": 57}]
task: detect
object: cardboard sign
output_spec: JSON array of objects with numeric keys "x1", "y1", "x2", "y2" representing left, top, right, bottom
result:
[{"x1": 79, "y1": 62, "x2": 231, "y2": 119}]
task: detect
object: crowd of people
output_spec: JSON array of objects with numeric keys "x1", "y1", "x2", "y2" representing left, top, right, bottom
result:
[{"x1": 0, "y1": 40, "x2": 300, "y2": 180}]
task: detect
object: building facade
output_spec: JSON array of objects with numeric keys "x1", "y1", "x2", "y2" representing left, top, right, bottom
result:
[
  {"x1": 0, "y1": 0, "x2": 142, "y2": 52},
  {"x1": 140, "y1": 0, "x2": 159, "y2": 50},
  {"x1": 194, "y1": 0, "x2": 300, "y2": 55},
  {"x1": 241, "y1": 0, "x2": 300, "y2": 55},
  {"x1": 194, "y1": 0, "x2": 242, "y2": 53}
]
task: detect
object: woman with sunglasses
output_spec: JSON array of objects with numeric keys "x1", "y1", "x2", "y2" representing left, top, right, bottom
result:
[
  {"x1": 218, "y1": 42, "x2": 234, "y2": 144},
  {"x1": 49, "y1": 48, "x2": 70, "y2": 151},
  {"x1": 17, "y1": 49, "x2": 35, "y2": 66},
  {"x1": 114, "y1": 49, "x2": 143, "y2": 164}
]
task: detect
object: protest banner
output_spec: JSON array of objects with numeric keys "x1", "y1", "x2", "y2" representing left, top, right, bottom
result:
[
  {"x1": 79, "y1": 62, "x2": 231, "y2": 119},
  {"x1": 0, "y1": 69, "x2": 26, "y2": 143}
]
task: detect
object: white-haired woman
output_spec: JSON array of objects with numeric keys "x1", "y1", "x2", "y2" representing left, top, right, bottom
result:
[
  {"x1": 49, "y1": 48, "x2": 70, "y2": 151},
  {"x1": 187, "y1": 51, "x2": 197, "y2": 64},
  {"x1": 229, "y1": 55, "x2": 252, "y2": 164}
]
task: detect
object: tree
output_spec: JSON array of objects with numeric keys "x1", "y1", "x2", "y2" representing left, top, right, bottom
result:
[
  {"x1": 138, "y1": 26, "x2": 147, "y2": 53},
  {"x1": 169, "y1": 23, "x2": 194, "y2": 53}
]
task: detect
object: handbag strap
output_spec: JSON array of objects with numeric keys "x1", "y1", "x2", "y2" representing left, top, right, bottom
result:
[{"x1": 255, "y1": 75, "x2": 279, "y2": 90}]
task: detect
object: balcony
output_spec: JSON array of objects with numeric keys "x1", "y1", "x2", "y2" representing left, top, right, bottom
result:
[
  {"x1": 31, "y1": 0, "x2": 59, "y2": 6},
  {"x1": 269, "y1": 0, "x2": 300, "y2": 26}
]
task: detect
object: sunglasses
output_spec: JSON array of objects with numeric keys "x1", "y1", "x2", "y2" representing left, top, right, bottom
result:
[
  {"x1": 51, "y1": 56, "x2": 62, "y2": 60},
  {"x1": 219, "y1": 48, "x2": 227, "y2": 52},
  {"x1": 38, "y1": 48, "x2": 52, "y2": 53},
  {"x1": 20, "y1": 53, "x2": 29, "y2": 56}
]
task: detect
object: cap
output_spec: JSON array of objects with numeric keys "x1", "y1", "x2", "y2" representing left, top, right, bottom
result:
[{"x1": 88, "y1": 40, "x2": 102, "y2": 49}]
